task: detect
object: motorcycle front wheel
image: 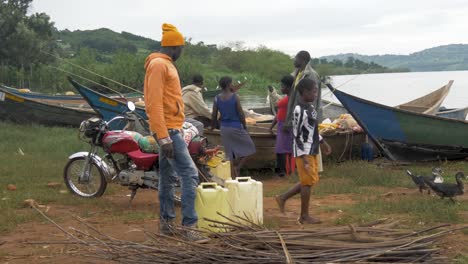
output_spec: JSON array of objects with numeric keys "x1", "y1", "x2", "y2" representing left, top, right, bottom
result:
[{"x1": 64, "y1": 157, "x2": 107, "y2": 198}]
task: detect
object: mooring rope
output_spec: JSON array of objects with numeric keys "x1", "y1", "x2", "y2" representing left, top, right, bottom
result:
[
  {"x1": 40, "y1": 50, "x2": 143, "y2": 95},
  {"x1": 321, "y1": 69, "x2": 369, "y2": 106},
  {"x1": 47, "y1": 65, "x2": 126, "y2": 98}
]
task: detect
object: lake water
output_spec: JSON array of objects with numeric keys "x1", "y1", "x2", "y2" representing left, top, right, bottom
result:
[{"x1": 222, "y1": 70, "x2": 468, "y2": 114}]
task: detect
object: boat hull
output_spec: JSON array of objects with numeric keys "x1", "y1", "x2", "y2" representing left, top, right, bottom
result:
[
  {"x1": 320, "y1": 132, "x2": 379, "y2": 161},
  {"x1": 250, "y1": 99, "x2": 347, "y2": 121},
  {"x1": 436, "y1": 107, "x2": 468, "y2": 120},
  {"x1": 0, "y1": 88, "x2": 95, "y2": 127},
  {"x1": 204, "y1": 126, "x2": 276, "y2": 169},
  {"x1": 69, "y1": 78, "x2": 147, "y2": 129},
  {"x1": 328, "y1": 85, "x2": 468, "y2": 161}
]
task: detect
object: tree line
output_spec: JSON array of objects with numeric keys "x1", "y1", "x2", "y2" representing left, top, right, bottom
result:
[{"x1": 0, "y1": 0, "x2": 408, "y2": 95}]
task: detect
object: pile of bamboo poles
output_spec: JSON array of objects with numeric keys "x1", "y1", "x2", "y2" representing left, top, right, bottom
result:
[{"x1": 34, "y1": 208, "x2": 466, "y2": 263}]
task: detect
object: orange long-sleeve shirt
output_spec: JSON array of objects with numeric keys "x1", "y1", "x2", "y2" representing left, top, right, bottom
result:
[{"x1": 144, "y1": 53, "x2": 185, "y2": 140}]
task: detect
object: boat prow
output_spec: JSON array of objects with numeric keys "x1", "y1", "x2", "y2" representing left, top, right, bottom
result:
[{"x1": 396, "y1": 80, "x2": 453, "y2": 115}]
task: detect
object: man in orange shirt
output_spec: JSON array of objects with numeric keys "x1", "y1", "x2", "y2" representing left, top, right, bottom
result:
[{"x1": 144, "y1": 23, "x2": 206, "y2": 242}]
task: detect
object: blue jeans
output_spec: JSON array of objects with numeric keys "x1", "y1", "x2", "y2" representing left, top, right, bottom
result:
[{"x1": 158, "y1": 130, "x2": 199, "y2": 226}]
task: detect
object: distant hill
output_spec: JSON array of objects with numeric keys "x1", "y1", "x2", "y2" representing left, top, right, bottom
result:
[
  {"x1": 321, "y1": 44, "x2": 468, "y2": 72},
  {"x1": 57, "y1": 28, "x2": 160, "y2": 54}
]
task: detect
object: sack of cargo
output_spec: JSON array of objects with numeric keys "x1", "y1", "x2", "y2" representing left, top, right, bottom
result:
[
  {"x1": 138, "y1": 135, "x2": 159, "y2": 153},
  {"x1": 182, "y1": 122, "x2": 199, "y2": 145}
]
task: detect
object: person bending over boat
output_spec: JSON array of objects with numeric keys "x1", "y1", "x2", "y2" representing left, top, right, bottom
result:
[
  {"x1": 210, "y1": 76, "x2": 256, "y2": 179},
  {"x1": 182, "y1": 74, "x2": 212, "y2": 128},
  {"x1": 144, "y1": 23, "x2": 207, "y2": 243},
  {"x1": 276, "y1": 78, "x2": 331, "y2": 224}
]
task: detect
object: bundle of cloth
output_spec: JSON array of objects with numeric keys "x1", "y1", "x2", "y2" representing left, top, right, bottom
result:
[
  {"x1": 319, "y1": 114, "x2": 363, "y2": 136},
  {"x1": 244, "y1": 110, "x2": 274, "y2": 124}
]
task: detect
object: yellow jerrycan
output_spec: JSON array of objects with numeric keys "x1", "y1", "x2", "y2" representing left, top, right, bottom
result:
[
  {"x1": 225, "y1": 177, "x2": 263, "y2": 225},
  {"x1": 195, "y1": 182, "x2": 230, "y2": 232},
  {"x1": 207, "y1": 151, "x2": 232, "y2": 185}
]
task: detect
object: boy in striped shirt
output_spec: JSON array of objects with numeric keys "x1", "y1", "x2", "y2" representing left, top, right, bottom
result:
[{"x1": 276, "y1": 78, "x2": 331, "y2": 224}]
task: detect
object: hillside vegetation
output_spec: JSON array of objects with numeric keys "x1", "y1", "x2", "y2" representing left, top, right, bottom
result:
[
  {"x1": 0, "y1": 0, "x2": 409, "y2": 95},
  {"x1": 322, "y1": 44, "x2": 468, "y2": 72},
  {"x1": 1, "y1": 28, "x2": 406, "y2": 95}
]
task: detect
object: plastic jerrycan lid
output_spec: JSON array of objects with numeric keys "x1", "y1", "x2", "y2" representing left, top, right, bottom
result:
[
  {"x1": 201, "y1": 182, "x2": 218, "y2": 189},
  {"x1": 236, "y1": 177, "x2": 252, "y2": 182}
]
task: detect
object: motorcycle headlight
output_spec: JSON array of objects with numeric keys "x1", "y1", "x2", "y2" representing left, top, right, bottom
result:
[{"x1": 83, "y1": 117, "x2": 103, "y2": 139}]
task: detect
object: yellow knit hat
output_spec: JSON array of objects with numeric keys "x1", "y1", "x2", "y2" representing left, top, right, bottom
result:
[{"x1": 161, "y1": 23, "x2": 185, "y2": 47}]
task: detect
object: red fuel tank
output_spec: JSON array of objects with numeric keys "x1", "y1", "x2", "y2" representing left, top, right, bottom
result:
[{"x1": 102, "y1": 131, "x2": 140, "y2": 154}]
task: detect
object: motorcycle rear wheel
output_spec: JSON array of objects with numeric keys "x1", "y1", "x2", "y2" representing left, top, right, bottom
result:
[{"x1": 64, "y1": 157, "x2": 107, "y2": 198}]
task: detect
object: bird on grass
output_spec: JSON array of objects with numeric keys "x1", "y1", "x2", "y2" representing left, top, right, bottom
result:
[
  {"x1": 406, "y1": 167, "x2": 444, "y2": 194},
  {"x1": 423, "y1": 172, "x2": 466, "y2": 203}
]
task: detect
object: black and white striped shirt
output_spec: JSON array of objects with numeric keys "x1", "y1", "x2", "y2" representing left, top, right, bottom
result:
[{"x1": 293, "y1": 103, "x2": 321, "y2": 157}]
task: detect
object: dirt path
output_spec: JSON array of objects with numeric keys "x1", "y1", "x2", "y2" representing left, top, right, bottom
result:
[{"x1": 0, "y1": 177, "x2": 466, "y2": 263}]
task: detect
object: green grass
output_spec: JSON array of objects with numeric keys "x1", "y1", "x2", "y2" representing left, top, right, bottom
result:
[
  {"x1": 335, "y1": 195, "x2": 468, "y2": 226},
  {"x1": 0, "y1": 121, "x2": 112, "y2": 233},
  {"x1": 1, "y1": 121, "x2": 467, "y2": 237},
  {"x1": 455, "y1": 255, "x2": 468, "y2": 264},
  {"x1": 263, "y1": 159, "x2": 468, "y2": 197}
]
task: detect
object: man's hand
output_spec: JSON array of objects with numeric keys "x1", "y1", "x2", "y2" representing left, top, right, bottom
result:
[
  {"x1": 282, "y1": 125, "x2": 291, "y2": 133},
  {"x1": 161, "y1": 143, "x2": 174, "y2": 159},
  {"x1": 321, "y1": 141, "x2": 332, "y2": 155}
]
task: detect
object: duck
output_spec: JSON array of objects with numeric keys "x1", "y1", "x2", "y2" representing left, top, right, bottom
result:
[
  {"x1": 406, "y1": 167, "x2": 443, "y2": 194},
  {"x1": 423, "y1": 172, "x2": 466, "y2": 203}
]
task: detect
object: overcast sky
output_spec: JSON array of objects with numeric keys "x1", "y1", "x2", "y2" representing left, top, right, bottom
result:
[{"x1": 31, "y1": 0, "x2": 468, "y2": 56}]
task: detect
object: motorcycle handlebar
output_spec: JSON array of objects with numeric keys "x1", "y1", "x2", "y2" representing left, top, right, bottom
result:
[{"x1": 106, "y1": 116, "x2": 127, "y2": 127}]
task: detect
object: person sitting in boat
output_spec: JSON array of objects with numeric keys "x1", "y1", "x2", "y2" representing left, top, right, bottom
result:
[
  {"x1": 210, "y1": 76, "x2": 256, "y2": 179},
  {"x1": 182, "y1": 74, "x2": 212, "y2": 127},
  {"x1": 269, "y1": 75, "x2": 294, "y2": 177}
]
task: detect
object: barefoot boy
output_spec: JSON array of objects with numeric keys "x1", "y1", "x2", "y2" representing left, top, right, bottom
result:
[{"x1": 276, "y1": 78, "x2": 331, "y2": 224}]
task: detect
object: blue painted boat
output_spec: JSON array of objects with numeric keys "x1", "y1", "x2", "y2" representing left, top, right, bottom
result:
[
  {"x1": 0, "y1": 84, "x2": 87, "y2": 107},
  {"x1": 0, "y1": 86, "x2": 95, "y2": 127},
  {"x1": 326, "y1": 84, "x2": 468, "y2": 162},
  {"x1": 0, "y1": 84, "x2": 143, "y2": 108},
  {"x1": 68, "y1": 78, "x2": 147, "y2": 130}
]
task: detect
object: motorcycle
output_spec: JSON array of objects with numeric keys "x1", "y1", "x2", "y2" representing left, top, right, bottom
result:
[{"x1": 63, "y1": 102, "x2": 219, "y2": 204}]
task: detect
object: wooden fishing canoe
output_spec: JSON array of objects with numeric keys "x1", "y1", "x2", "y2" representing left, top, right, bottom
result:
[
  {"x1": 250, "y1": 99, "x2": 345, "y2": 121},
  {"x1": 436, "y1": 106, "x2": 468, "y2": 120},
  {"x1": 396, "y1": 80, "x2": 452, "y2": 114},
  {"x1": 327, "y1": 84, "x2": 468, "y2": 162},
  {"x1": 251, "y1": 80, "x2": 453, "y2": 120},
  {"x1": 0, "y1": 87, "x2": 95, "y2": 127},
  {"x1": 204, "y1": 123, "x2": 375, "y2": 168},
  {"x1": 0, "y1": 84, "x2": 87, "y2": 106},
  {"x1": 204, "y1": 125, "x2": 276, "y2": 169},
  {"x1": 68, "y1": 78, "x2": 148, "y2": 131},
  {"x1": 323, "y1": 80, "x2": 453, "y2": 118},
  {"x1": 0, "y1": 84, "x2": 144, "y2": 108}
]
